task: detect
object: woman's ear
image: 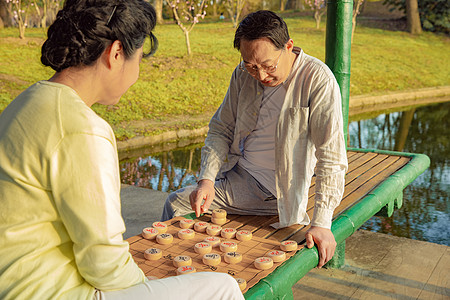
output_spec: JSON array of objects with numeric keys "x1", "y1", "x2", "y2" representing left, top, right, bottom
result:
[{"x1": 106, "y1": 40, "x2": 125, "y2": 69}]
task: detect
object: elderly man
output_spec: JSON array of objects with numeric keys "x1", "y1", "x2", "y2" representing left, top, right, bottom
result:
[{"x1": 162, "y1": 10, "x2": 347, "y2": 268}]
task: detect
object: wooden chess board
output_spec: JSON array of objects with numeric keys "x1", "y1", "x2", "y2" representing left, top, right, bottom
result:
[{"x1": 127, "y1": 216, "x2": 302, "y2": 293}]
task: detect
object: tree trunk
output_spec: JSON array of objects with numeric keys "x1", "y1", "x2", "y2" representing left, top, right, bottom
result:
[
  {"x1": 41, "y1": 0, "x2": 47, "y2": 29},
  {"x1": 158, "y1": 153, "x2": 166, "y2": 191},
  {"x1": 226, "y1": 1, "x2": 238, "y2": 28},
  {"x1": 17, "y1": 11, "x2": 26, "y2": 39},
  {"x1": 280, "y1": 0, "x2": 286, "y2": 11},
  {"x1": 351, "y1": 12, "x2": 357, "y2": 43},
  {"x1": 406, "y1": 0, "x2": 422, "y2": 34},
  {"x1": 184, "y1": 30, "x2": 191, "y2": 56},
  {"x1": 227, "y1": 9, "x2": 237, "y2": 28},
  {"x1": 314, "y1": 9, "x2": 321, "y2": 29},
  {"x1": 155, "y1": 0, "x2": 164, "y2": 24},
  {"x1": 0, "y1": 1, "x2": 12, "y2": 27},
  {"x1": 32, "y1": 0, "x2": 42, "y2": 28},
  {"x1": 41, "y1": 11, "x2": 47, "y2": 29},
  {"x1": 19, "y1": 23, "x2": 25, "y2": 39},
  {"x1": 351, "y1": 0, "x2": 364, "y2": 44},
  {"x1": 212, "y1": 0, "x2": 217, "y2": 17},
  {"x1": 357, "y1": 121, "x2": 362, "y2": 148},
  {"x1": 394, "y1": 108, "x2": 416, "y2": 152},
  {"x1": 296, "y1": 0, "x2": 304, "y2": 10},
  {"x1": 45, "y1": 1, "x2": 59, "y2": 26}
]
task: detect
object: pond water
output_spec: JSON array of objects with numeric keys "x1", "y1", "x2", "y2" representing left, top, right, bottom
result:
[{"x1": 119, "y1": 101, "x2": 449, "y2": 246}]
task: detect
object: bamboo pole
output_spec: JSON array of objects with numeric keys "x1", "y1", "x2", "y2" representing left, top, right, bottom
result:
[{"x1": 325, "y1": 0, "x2": 353, "y2": 145}]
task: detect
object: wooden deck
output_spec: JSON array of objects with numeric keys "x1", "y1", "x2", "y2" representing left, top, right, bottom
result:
[{"x1": 194, "y1": 150, "x2": 411, "y2": 245}]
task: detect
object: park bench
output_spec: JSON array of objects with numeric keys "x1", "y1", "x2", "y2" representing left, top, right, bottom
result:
[
  {"x1": 126, "y1": 147, "x2": 428, "y2": 299},
  {"x1": 127, "y1": 0, "x2": 430, "y2": 298},
  {"x1": 199, "y1": 148, "x2": 429, "y2": 299}
]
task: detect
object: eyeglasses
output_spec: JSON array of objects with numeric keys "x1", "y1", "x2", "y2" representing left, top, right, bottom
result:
[{"x1": 239, "y1": 50, "x2": 283, "y2": 75}]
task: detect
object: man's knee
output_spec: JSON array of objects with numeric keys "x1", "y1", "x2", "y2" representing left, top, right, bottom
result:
[
  {"x1": 161, "y1": 191, "x2": 180, "y2": 221},
  {"x1": 165, "y1": 190, "x2": 178, "y2": 206},
  {"x1": 161, "y1": 186, "x2": 195, "y2": 221}
]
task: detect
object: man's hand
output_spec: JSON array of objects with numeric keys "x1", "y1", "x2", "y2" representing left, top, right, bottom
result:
[
  {"x1": 189, "y1": 179, "x2": 215, "y2": 217},
  {"x1": 305, "y1": 226, "x2": 337, "y2": 268}
]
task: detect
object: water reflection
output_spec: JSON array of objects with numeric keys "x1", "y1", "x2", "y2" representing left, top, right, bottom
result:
[
  {"x1": 349, "y1": 102, "x2": 449, "y2": 246},
  {"x1": 119, "y1": 102, "x2": 449, "y2": 246},
  {"x1": 120, "y1": 145, "x2": 202, "y2": 192}
]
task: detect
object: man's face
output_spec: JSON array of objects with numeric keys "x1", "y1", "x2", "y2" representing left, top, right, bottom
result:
[{"x1": 240, "y1": 38, "x2": 293, "y2": 87}]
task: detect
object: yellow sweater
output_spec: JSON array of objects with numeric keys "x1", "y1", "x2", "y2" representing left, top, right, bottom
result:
[{"x1": 0, "y1": 81, "x2": 145, "y2": 299}]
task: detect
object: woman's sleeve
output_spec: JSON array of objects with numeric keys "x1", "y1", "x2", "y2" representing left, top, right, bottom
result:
[{"x1": 50, "y1": 132, "x2": 145, "y2": 291}]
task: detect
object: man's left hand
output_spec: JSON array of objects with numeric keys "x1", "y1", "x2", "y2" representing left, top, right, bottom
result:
[{"x1": 305, "y1": 226, "x2": 336, "y2": 268}]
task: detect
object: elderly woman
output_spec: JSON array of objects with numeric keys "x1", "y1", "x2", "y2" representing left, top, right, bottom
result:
[{"x1": 0, "y1": 0, "x2": 243, "y2": 299}]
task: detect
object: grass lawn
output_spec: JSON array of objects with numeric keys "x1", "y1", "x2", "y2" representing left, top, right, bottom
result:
[{"x1": 0, "y1": 14, "x2": 449, "y2": 140}]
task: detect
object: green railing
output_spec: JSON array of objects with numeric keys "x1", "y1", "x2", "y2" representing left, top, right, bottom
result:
[{"x1": 244, "y1": 149, "x2": 430, "y2": 299}]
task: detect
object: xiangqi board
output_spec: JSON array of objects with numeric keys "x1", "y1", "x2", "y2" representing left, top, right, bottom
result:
[{"x1": 127, "y1": 216, "x2": 302, "y2": 293}]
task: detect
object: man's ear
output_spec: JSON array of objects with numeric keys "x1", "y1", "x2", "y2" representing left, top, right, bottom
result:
[
  {"x1": 286, "y1": 39, "x2": 294, "y2": 51},
  {"x1": 106, "y1": 40, "x2": 124, "y2": 69}
]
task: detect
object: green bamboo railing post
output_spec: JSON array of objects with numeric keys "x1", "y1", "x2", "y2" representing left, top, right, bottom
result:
[
  {"x1": 325, "y1": 0, "x2": 353, "y2": 145},
  {"x1": 324, "y1": 0, "x2": 353, "y2": 269}
]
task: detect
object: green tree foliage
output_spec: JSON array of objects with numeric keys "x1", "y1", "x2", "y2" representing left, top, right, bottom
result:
[{"x1": 383, "y1": 0, "x2": 450, "y2": 34}]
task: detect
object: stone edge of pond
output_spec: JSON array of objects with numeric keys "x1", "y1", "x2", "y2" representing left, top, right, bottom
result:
[
  {"x1": 118, "y1": 127, "x2": 208, "y2": 152},
  {"x1": 117, "y1": 85, "x2": 450, "y2": 152},
  {"x1": 349, "y1": 85, "x2": 450, "y2": 116}
]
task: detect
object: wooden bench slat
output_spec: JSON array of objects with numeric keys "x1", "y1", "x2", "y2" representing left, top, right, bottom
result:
[
  {"x1": 303, "y1": 153, "x2": 391, "y2": 218},
  {"x1": 267, "y1": 223, "x2": 305, "y2": 242},
  {"x1": 307, "y1": 152, "x2": 389, "y2": 202},
  {"x1": 223, "y1": 215, "x2": 262, "y2": 230},
  {"x1": 344, "y1": 154, "x2": 391, "y2": 184},
  {"x1": 347, "y1": 151, "x2": 378, "y2": 169},
  {"x1": 238, "y1": 215, "x2": 279, "y2": 232},
  {"x1": 346, "y1": 151, "x2": 357, "y2": 160},
  {"x1": 308, "y1": 151, "x2": 376, "y2": 192},
  {"x1": 251, "y1": 216, "x2": 281, "y2": 238},
  {"x1": 340, "y1": 156, "x2": 410, "y2": 209},
  {"x1": 341, "y1": 156, "x2": 401, "y2": 200},
  {"x1": 347, "y1": 151, "x2": 366, "y2": 164},
  {"x1": 280, "y1": 155, "x2": 410, "y2": 243}
]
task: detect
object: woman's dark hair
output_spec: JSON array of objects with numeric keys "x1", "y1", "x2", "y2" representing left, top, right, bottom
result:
[
  {"x1": 234, "y1": 10, "x2": 290, "y2": 51},
  {"x1": 41, "y1": 0, "x2": 158, "y2": 72}
]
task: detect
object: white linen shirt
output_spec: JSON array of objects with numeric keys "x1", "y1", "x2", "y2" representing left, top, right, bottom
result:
[{"x1": 199, "y1": 47, "x2": 348, "y2": 229}]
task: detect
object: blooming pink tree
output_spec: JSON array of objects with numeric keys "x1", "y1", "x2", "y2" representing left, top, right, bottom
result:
[
  {"x1": 305, "y1": 0, "x2": 326, "y2": 29},
  {"x1": 5, "y1": 0, "x2": 31, "y2": 38},
  {"x1": 166, "y1": 0, "x2": 207, "y2": 56}
]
